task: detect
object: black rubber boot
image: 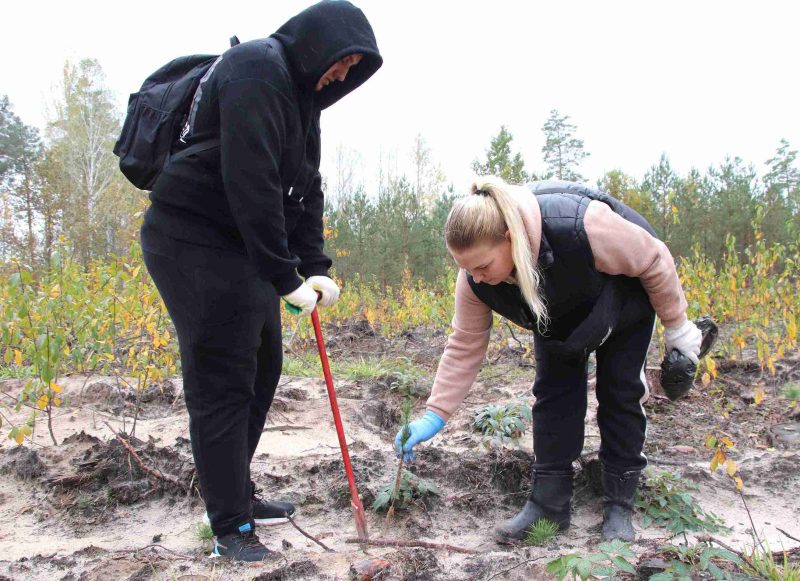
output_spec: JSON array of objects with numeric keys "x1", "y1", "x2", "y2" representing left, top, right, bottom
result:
[
  {"x1": 601, "y1": 468, "x2": 641, "y2": 542},
  {"x1": 494, "y1": 469, "x2": 574, "y2": 544}
]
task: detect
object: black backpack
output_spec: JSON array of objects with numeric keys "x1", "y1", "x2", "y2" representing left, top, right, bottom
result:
[{"x1": 113, "y1": 36, "x2": 240, "y2": 190}]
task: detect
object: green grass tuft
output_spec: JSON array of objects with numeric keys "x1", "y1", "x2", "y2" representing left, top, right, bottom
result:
[
  {"x1": 525, "y1": 518, "x2": 559, "y2": 546},
  {"x1": 195, "y1": 522, "x2": 214, "y2": 543},
  {"x1": 0, "y1": 365, "x2": 34, "y2": 379}
]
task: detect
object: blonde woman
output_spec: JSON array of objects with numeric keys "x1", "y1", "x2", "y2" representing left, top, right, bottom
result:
[{"x1": 395, "y1": 177, "x2": 702, "y2": 543}]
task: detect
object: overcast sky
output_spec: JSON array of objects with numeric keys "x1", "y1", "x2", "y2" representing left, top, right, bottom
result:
[{"x1": 3, "y1": 0, "x2": 799, "y2": 193}]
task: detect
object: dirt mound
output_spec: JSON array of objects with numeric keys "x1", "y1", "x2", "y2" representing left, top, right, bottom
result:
[
  {"x1": 437, "y1": 448, "x2": 531, "y2": 495},
  {"x1": 305, "y1": 447, "x2": 385, "y2": 509},
  {"x1": 406, "y1": 447, "x2": 532, "y2": 514},
  {"x1": 281, "y1": 386, "x2": 309, "y2": 401},
  {"x1": 0, "y1": 446, "x2": 47, "y2": 480},
  {"x1": 385, "y1": 548, "x2": 441, "y2": 581},
  {"x1": 253, "y1": 559, "x2": 320, "y2": 580},
  {"x1": 62, "y1": 431, "x2": 102, "y2": 445},
  {"x1": 768, "y1": 422, "x2": 800, "y2": 449},
  {"x1": 128, "y1": 379, "x2": 180, "y2": 406},
  {"x1": 71, "y1": 379, "x2": 181, "y2": 419},
  {"x1": 736, "y1": 452, "x2": 800, "y2": 489},
  {"x1": 71, "y1": 380, "x2": 125, "y2": 413},
  {"x1": 46, "y1": 433, "x2": 198, "y2": 523},
  {"x1": 359, "y1": 399, "x2": 401, "y2": 433}
]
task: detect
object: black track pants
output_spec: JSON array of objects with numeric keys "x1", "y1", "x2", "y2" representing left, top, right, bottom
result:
[
  {"x1": 141, "y1": 227, "x2": 283, "y2": 536},
  {"x1": 532, "y1": 310, "x2": 655, "y2": 473}
]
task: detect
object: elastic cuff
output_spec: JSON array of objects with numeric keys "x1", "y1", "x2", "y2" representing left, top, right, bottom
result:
[
  {"x1": 426, "y1": 406, "x2": 451, "y2": 422},
  {"x1": 299, "y1": 263, "x2": 331, "y2": 279},
  {"x1": 273, "y1": 272, "x2": 304, "y2": 296},
  {"x1": 423, "y1": 410, "x2": 446, "y2": 429},
  {"x1": 664, "y1": 316, "x2": 690, "y2": 333}
]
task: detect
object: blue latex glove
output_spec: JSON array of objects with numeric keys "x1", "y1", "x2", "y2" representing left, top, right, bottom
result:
[{"x1": 394, "y1": 410, "x2": 446, "y2": 462}]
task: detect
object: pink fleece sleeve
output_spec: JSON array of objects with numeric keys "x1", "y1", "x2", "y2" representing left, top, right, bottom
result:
[
  {"x1": 426, "y1": 269, "x2": 493, "y2": 420},
  {"x1": 584, "y1": 201, "x2": 688, "y2": 328}
]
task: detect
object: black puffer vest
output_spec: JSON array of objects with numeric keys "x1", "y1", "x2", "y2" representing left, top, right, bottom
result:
[{"x1": 467, "y1": 181, "x2": 656, "y2": 356}]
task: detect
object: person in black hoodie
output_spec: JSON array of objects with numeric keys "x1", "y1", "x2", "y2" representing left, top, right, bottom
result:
[{"x1": 139, "y1": 1, "x2": 382, "y2": 561}]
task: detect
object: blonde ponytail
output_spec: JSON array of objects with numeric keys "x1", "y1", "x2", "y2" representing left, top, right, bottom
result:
[{"x1": 445, "y1": 176, "x2": 548, "y2": 332}]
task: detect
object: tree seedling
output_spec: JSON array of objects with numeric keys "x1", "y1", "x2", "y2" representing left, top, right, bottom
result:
[
  {"x1": 387, "y1": 397, "x2": 413, "y2": 519},
  {"x1": 650, "y1": 542, "x2": 745, "y2": 581},
  {"x1": 373, "y1": 469, "x2": 440, "y2": 513},
  {"x1": 195, "y1": 522, "x2": 214, "y2": 546},
  {"x1": 525, "y1": 518, "x2": 559, "y2": 547},
  {"x1": 472, "y1": 402, "x2": 531, "y2": 447},
  {"x1": 546, "y1": 540, "x2": 636, "y2": 580},
  {"x1": 636, "y1": 470, "x2": 727, "y2": 535}
]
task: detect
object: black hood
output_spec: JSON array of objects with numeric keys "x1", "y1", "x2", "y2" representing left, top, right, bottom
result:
[{"x1": 272, "y1": 0, "x2": 382, "y2": 110}]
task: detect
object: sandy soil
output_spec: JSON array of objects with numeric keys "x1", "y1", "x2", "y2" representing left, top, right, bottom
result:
[{"x1": 0, "y1": 337, "x2": 798, "y2": 580}]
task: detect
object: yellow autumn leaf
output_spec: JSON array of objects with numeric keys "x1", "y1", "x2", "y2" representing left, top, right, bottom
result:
[
  {"x1": 788, "y1": 318, "x2": 798, "y2": 342},
  {"x1": 710, "y1": 449, "x2": 725, "y2": 472},
  {"x1": 720, "y1": 437, "x2": 734, "y2": 447},
  {"x1": 735, "y1": 476, "x2": 744, "y2": 491},
  {"x1": 49, "y1": 284, "x2": 61, "y2": 298},
  {"x1": 14, "y1": 349, "x2": 23, "y2": 366},
  {"x1": 36, "y1": 394, "x2": 49, "y2": 410},
  {"x1": 725, "y1": 459, "x2": 737, "y2": 477},
  {"x1": 754, "y1": 388, "x2": 765, "y2": 405},
  {"x1": 702, "y1": 372, "x2": 711, "y2": 387},
  {"x1": 14, "y1": 430, "x2": 24, "y2": 445}
]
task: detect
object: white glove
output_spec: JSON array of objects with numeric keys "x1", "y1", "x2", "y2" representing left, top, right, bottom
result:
[
  {"x1": 664, "y1": 319, "x2": 702, "y2": 364},
  {"x1": 306, "y1": 275, "x2": 340, "y2": 307},
  {"x1": 282, "y1": 283, "x2": 318, "y2": 317}
]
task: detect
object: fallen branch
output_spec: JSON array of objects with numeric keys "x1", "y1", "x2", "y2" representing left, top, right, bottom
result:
[
  {"x1": 262, "y1": 424, "x2": 312, "y2": 432},
  {"x1": 345, "y1": 537, "x2": 476, "y2": 554},
  {"x1": 286, "y1": 512, "x2": 334, "y2": 552},
  {"x1": 696, "y1": 535, "x2": 756, "y2": 570},
  {"x1": 103, "y1": 421, "x2": 186, "y2": 492},
  {"x1": 485, "y1": 557, "x2": 545, "y2": 581},
  {"x1": 777, "y1": 527, "x2": 800, "y2": 544},
  {"x1": 46, "y1": 473, "x2": 94, "y2": 488},
  {"x1": 110, "y1": 543, "x2": 193, "y2": 560}
]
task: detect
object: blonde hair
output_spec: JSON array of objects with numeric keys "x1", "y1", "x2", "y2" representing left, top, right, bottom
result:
[{"x1": 445, "y1": 176, "x2": 548, "y2": 332}]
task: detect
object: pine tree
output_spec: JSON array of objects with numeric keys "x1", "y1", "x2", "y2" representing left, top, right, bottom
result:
[
  {"x1": 764, "y1": 139, "x2": 800, "y2": 214},
  {"x1": 0, "y1": 95, "x2": 42, "y2": 264},
  {"x1": 471, "y1": 126, "x2": 529, "y2": 184},
  {"x1": 541, "y1": 109, "x2": 589, "y2": 182}
]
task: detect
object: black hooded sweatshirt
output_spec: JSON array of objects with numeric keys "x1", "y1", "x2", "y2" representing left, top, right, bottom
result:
[{"x1": 143, "y1": 1, "x2": 382, "y2": 295}]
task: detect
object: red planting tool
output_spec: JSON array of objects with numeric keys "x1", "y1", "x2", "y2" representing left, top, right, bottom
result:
[{"x1": 310, "y1": 306, "x2": 369, "y2": 541}]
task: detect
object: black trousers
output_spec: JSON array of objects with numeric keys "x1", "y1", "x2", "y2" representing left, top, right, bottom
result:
[
  {"x1": 141, "y1": 226, "x2": 283, "y2": 536},
  {"x1": 532, "y1": 305, "x2": 655, "y2": 474}
]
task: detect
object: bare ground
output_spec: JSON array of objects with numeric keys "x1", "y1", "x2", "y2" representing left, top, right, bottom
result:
[{"x1": 0, "y1": 327, "x2": 799, "y2": 580}]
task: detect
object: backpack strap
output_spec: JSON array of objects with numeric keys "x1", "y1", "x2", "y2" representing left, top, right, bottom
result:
[{"x1": 169, "y1": 138, "x2": 221, "y2": 164}]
